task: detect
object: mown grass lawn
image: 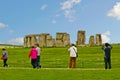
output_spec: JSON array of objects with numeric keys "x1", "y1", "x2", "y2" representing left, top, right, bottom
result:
[
  {"x1": 0, "y1": 44, "x2": 120, "y2": 80},
  {"x1": 0, "y1": 68, "x2": 120, "y2": 80}
]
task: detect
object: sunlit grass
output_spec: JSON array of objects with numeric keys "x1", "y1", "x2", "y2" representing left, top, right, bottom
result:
[{"x1": 0, "y1": 44, "x2": 120, "y2": 80}]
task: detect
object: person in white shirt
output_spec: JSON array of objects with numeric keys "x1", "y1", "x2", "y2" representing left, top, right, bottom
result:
[
  {"x1": 35, "y1": 44, "x2": 41, "y2": 68},
  {"x1": 68, "y1": 44, "x2": 77, "y2": 68}
]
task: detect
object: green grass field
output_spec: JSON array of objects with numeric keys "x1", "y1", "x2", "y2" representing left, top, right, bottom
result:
[{"x1": 0, "y1": 45, "x2": 120, "y2": 80}]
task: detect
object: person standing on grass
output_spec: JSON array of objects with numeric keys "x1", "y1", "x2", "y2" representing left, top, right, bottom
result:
[
  {"x1": 102, "y1": 43, "x2": 112, "y2": 69},
  {"x1": 1, "y1": 48, "x2": 8, "y2": 67},
  {"x1": 35, "y1": 43, "x2": 41, "y2": 68},
  {"x1": 68, "y1": 44, "x2": 77, "y2": 68},
  {"x1": 28, "y1": 46, "x2": 37, "y2": 68}
]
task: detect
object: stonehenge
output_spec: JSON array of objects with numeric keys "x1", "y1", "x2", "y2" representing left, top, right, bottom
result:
[
  {"x1": 24, "y1": 33, "x2": 70, "y2": 47},
  {"x1": 24, "y1": 31, "x2": 102, "y2": 47},
  {"x1": 89, "y1": 35, "x2": 95, "y2": 46},
  {"x1": 24, "y1": 33, "x2": 55, "y2": 47},
  {"x1": 88, "y1": 34, "x2": 102, "y2": 46},
  {"x1": 77, "y1": 30, "x2": 86, "y2": 46},
  {"x1": 56, "y1": 32, "x2": 70, "y2": 47},
  {"x1": 96, "y1": 34, "x2": 102, "y2": 46}
]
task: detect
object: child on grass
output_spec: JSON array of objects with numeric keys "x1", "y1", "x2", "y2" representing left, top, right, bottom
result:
[{"x1": 1, "y1": 48, "x2": 8, "y2": 67}]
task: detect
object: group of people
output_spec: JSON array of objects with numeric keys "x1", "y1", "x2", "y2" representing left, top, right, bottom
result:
[
  {"x1": 0, "y1": 43, "x2": 41, "y2": 69},
  {"x1": 1, "y1": 43, "x2": 112, "y2": 69},
  {"x1": 69, "y1": 43, "x2": 112, "y2": 69},
  {"x1": 28, "y1": 44, "x2": 41, "y2": 68}
]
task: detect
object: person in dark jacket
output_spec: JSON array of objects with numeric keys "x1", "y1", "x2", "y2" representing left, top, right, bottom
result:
[{"x1": 102, "y1": 43, "x2": 112, "y2": 69}]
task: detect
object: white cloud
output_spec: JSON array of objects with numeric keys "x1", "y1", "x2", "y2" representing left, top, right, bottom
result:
[
  {"x1": 60, "y1": 0, "x2": 81, "y2": 22},
  {"x1": 107, "y1": 2, "x2": 120, "y2": 20},
  {"x1": 101, "y1": 31, "x2": 111, "y2": 43},
  {"x1": 0, "y1": 22, "x2": 8, "y2": 28},
  {"x1": 7, "y1": 37, "x2": 24, "y2": 45},
  {"x1": 40, "y1": 4, "x2": 47, "y2": 10},
  {"x1": 61, "y1": 0, "x2": 81, "y2": 10}
]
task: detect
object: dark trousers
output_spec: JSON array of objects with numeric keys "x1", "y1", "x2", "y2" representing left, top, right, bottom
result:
[
  {"x1": 31, "y1": 59, "x2": 37, "y2": 68},
  {"x1": 37, "y1": 56, "x2": 40, "y2": 67},
  {"x1": 3, "y1": 59, "x2": 8, "y2": 67},
  {"x1": 104, "y1": 57, "x2": 111, "y2": 69},
  {"x1": 69, "y1": 57, "x2": 76, "y2": 68}
]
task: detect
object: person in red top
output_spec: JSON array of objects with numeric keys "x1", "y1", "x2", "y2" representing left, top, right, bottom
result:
[{"x1": 28, "y1": 46, "x2": 37, "y2": 68}]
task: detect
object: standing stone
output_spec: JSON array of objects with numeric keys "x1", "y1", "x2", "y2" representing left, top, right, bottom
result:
[
  {"x1": 24, "y1": 33, "x2": 55, "y2": 47},
  {"x1": 77, "y1": 30, "x2": 86, "y2": 46},
  {"x1": 89, "y1": 35, "x2": 95, "y2": 46},
  {"x1": 24, "y1": 35, "x2": 38, "y2": 47},
  {"x1": 56, "y1": 33, "x2": 64, "y2": 47},
  {"x1": 96, "y1": 34, "x2": 102, "y2": 46},
  {"x1": 63, "y1": 33, "x2": 70, "y2": 46},
  {"x1": 46, "y1": 35, "x2": 55, "y2": 47},
  {"x1": 31, "y1": 36, "x2": 37, "y2": 46},
  {"x1": 39, "y1": 34, "x2": 49, "y2": 47},
  {"x1": 56, "y1": 32, "x2": 70, "y2": 47},
  {"x1": 24, "y1": 37, "x2": 27, "y2": 47},
  {"x1": 27, "y1": 37, "x2": 31, "y2": 47}
]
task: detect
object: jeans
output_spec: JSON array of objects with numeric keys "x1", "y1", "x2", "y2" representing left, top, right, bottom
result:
[
  {"x1": 104, "y1": 57, "x2": 111, "y2": 69},
  {"x1": 37, "y1": 56, "x2": 40, "y2": 66},
  {"x1": 3, "y1": 59, "x2": 8, "y2": 67},
  {"x1": 31, "y1": 59, "x2": 37, "y2": 68}
]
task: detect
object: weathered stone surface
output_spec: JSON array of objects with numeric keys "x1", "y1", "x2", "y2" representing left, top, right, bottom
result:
[
  {"x1": 89, "y1": 35, "x2": 95, "y2": 46},
  {"x1": 24, "y1": 31, "x2": 102, "y2": 47},
  {"x1": 39, "y1": 34, "x2": 49, "y2": 47},
  {"x1": 24, "y1": 37, "x2": 27, "y2": 47},
  {"x1": 55, "y1": 40, "x2": 63, "y2": 47},
  {"x1": 31, "y1": 36, "x2": 37, "y2": 46},
  {"x1": 63, "y1": 33, "x2": 70, "y2": 46},
  {"x1": 56, "y1": 32, "x2": 70, "y2": 47},
  {"x1": 46, "y1": 35, "x2": 55, "y2": 47},
  {"x1": 27, "y1": 37, "x2": 31, "y2": 47},
  {"x1": 96, "y1": 34, "x2": 102, "y2": 46},
  {"x1": 47, "y1": 39, "x2": 55, "y2": 47},
  {"x1": 77, "y1": 30, "x2": 86, "y2": 46},
  {"x1": 56, "y1": 33, "x2": 63, "y2": 40},
  {"x1": 24, "y1": 33, "x2": 55, "y2": 47}
]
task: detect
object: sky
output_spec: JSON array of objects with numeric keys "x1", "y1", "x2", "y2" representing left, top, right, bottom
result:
[{"x1": 0, "y1": 0, "x2": 120, "y2": 45}]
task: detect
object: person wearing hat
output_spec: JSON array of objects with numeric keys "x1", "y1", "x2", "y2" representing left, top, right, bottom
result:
[{"x1": 102, "y1": 43, "x2": 112, "y2": 69}]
